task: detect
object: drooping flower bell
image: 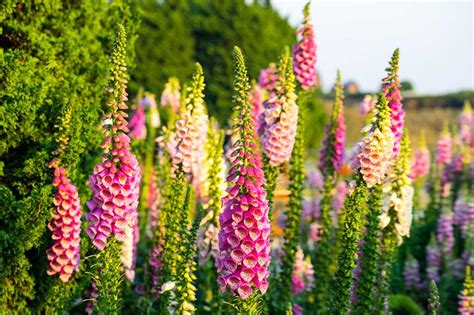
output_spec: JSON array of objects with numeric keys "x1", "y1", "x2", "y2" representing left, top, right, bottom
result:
[
  {"x1": 85, "y1": 25, "x2": 141, "y2": 254},
  {"x1": 382, "y1": 48, "x2": 405, "y2": 158},
  {"x1": 320, "y1": 71, "x2": 346, "y2": 176},
  {"x1": 46, "y1": 160, "x2": 82, "y2": 282},
  {"x1": 351, "y1": 93, "x2": 394, "y2": 188},
  {"x1": 293, "y1": 3, "x2": 318, "y2": 90},
  {"x1": 128, "y1": 103, "x2": 146, "y2": 140},
  {"x1": 260, "y1": 48, "x2": 299, "y2": 167},
  {"x1": 216, "y1": 47, "x2": 271, "y2": 300},
  {"x1": 161, "y1": 77, "x2": 181, "y2": 114},
  {"x1": 167, "y1": 63, "x2": 208, "y2": 183},
  {"x1": 410, "y1": 131, "x2": 430, "y2": 179}
]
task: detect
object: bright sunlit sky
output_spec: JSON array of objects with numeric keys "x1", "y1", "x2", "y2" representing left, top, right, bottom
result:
[{"x1": 272, "y1": 0, "x2": 473, "y2": 95}]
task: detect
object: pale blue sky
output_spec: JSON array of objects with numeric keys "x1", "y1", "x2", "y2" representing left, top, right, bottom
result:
[{"x1": 272, "y1": 0, "x2": 473, "y2": 95}]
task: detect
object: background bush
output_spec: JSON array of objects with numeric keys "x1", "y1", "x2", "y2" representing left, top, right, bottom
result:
[{"x1": 0, "y1": 1, "x2": 138, "y2": 312}]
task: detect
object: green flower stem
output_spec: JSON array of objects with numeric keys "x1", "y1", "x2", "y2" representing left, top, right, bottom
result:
[
  {"x1": 312, "y1": 174, "x2": 335, "y2": 314},
  {"x1": 156, "y1": 172, "x2": 187, "y2": 311},
  {"x1": 276, "y1": 105, "x2": 305, "y2": 313},
  {"x1": 93, "y1": 238, "x2": 123, "y2": 314},
  {"x1": 378, "y1": 228, "x2": 398, "y2": 312},
  {"x1": 428, "y1": 280, "x2": 440, "y2": 315},
  {"x1": 354, "y1": 184, "x2": 383, "y2": 314},
  {"x1": 176, "y1": 186, "x2": 198, "y2": 314},
  {"x1": 328, "y1": 176, "x2": 368, "y2": 314},
  {"x1": 264, "y1": 162, "x2": 279, "y2": 220}
]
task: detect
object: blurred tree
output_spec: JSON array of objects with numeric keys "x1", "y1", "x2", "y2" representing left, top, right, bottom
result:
[
  {"x1": 401, "y1": 80, "x2": 414, "y2": 92},
  {"x1": 131, "y1": 0, "x2": 196, "y2": 94},
  {"x1": 132, "y1": 0, "x2": 296, "y2": 123}
]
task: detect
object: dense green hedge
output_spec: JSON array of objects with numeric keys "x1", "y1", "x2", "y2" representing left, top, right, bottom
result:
[{"x1": 0, "y1": 1, "x2": 138, "y2": 312}]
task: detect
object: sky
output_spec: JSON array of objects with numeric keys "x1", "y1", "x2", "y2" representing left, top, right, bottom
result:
[{"x1": 272, "y1": 0, "x2": 473, "y2": 95}]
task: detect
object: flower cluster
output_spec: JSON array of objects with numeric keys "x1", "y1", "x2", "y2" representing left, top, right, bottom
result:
[
  {"x1": 249, "y1": 84, "x2": 265, "y2": 130},
  {"x1": 436, "y1": 209, "x2": 455, "y2": 255},
  {"x1": 86, "y1": 25, "x2": 141, "y2": 252},
  {"x1": 359, "y1": 95, "x2": 377, "y2": 115},
  {"x1": 260, "y1": 49, "x2": 299, "y2": 167},
  {"x1": 454, "y1": 195, "x2": 474, "y2": 239},
  {"x1": 167, "y1": 64, "x2": 208, "y2": 182},
  {"x1": 435, "y1": 127, "x2": 452, "y2": 167},
  {"x1": 197, "y1": 127, "x2": 226, "y2": 264},
  {"x1": 129, "y1": 103, "x2": 146, "y2": 140},
  {"x1": 320, "y1": 71, "x2": 345, "y2": 175},
  {"x1": 258, "y1": 63, "x2": 278, "y2": 93},
  {"x1": 141, "y1": 93, "x2": 161, "y2": 128},
  {"x1": 380, "y1": 132, "x2": 413, "y2": 244},
  {"x1": 122, "y1": 219, "x2": 139, "y2": 281},
  {"x1": 291, "y1": 248, "x2": 314, "y2": 295},
  {"x1": 410, "y1": 131, "x2": 430, "y2": 179},
  {"x1": 403, "y1": 254, "x2": 423, "y2": 290},
  {"x1": 85, "y1": 280, "x2": 99, "y2": 314},
  {"x1": 351, "y1": 94, "x2": 394, "y2": 188},
  {"x1": 160, "y1": 77, "x2": 181, "y2": 114},
  {"x1": 332, "y1": 181, "x2": 347, "y2": 215},
  {"x1": 46, "y1": 162, "x2": 82, "y2": 282},
  {"x1": 382, "y1": 49, "x2": 405, "y2": 158},
  {"x1": 426, "y1": 236, "x2": 441, "y2": 283},
  {"x1": 459, "y1": 101, "x2": 473, "y2": 146},
  {"x1": 216, "y1": 47, "x2": 271, "y2": 300},
  {"x1": 292, "y1": 3, "x2": 318, "y2": 90}
]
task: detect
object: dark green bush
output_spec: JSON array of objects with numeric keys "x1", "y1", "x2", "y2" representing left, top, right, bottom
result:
[{"x1": 0, "y1": 1, "x2": 138, "y2": 312}]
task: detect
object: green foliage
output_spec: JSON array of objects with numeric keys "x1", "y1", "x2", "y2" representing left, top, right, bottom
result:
[
  {"x1": 389, "y1": 294, "x2": 423, "y2": 315},
  {"x1": 311, "y1": 73, "x2": 344, "y2": 312},
  {"x1": 176, "y1": 186, "x2": 199, "y2": 314},
  {"x1": 311, "y1": 175, "x2": 334, "y2": 314},
  {"x1": 156, "y1": 172, "x2": 187, "y2": 310},
  {"x1": 133, "y1": 0, "x2": 295, "y2": 124},
  {"x1": 401, "y1": 80, "x2": 414, "y2": 92},
  {"x1": 0, "y1": 1, "x2": 138, "y2": 312},
  {"x1": 302, "y1": 90, "x2": 327, "y2": 150},
  {"x1": 92, "y1": 239, "x2": 124, "y2": 314},
  {"x1": 273, "y1": 100, "x2": 306, "y2": 313},
  {"x1": 131, "y1": 0, "x2": 196, "y2": 95}
]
